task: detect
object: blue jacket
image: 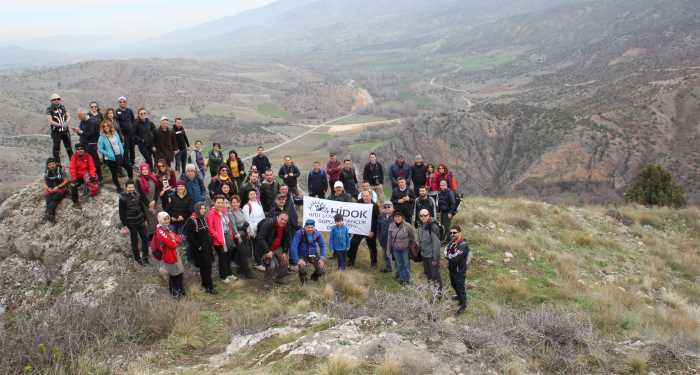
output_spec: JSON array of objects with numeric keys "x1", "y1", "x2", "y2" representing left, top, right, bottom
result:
[
  {"x1": 98, "y1": 134, "x2": 124, "y2": 161},
  {"x1": 180, "y1": 174, "x2": 206, "y2": 203},
  {"x1": 291, "y1": 229, "x2": 326, "y2": 263},
  {"x1": 329, "y1": 225, "x2": 350, "y2": 252}
]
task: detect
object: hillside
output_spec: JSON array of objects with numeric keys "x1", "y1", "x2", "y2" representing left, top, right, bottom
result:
[{"x1": 0, "y1": 183, "x2": 697, "y2": 374}]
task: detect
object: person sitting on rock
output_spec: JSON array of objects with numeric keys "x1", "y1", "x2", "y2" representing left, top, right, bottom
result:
[
  {"x1": 291, "y1": 219, "x2": 326, "y2": 286},
  {"x1": 42, "y1": 157, "x2": 69, "y2": 224},
  {"x1": 256, "y1": 211, "x2": 292, "y2": 285},
  {"x1": 69, "y1": 143, "x2": 98, "y2": 208}
]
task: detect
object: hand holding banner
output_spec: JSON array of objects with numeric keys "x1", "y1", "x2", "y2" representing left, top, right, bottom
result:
[{"x1": 302, "y1": 197, "x2": 373, "y2": 235}]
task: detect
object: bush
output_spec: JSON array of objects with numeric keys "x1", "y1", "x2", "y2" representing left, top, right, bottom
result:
[{"x1": 624, "y1": 165, "x2": 687, "y2": 208}]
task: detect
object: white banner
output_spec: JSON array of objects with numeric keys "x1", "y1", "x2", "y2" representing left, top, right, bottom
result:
[{"x1": 302, "y1": 196, "x2": 373, "y2": 235}]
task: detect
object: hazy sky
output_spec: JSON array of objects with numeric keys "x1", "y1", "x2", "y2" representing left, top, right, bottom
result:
[{"x1": 1, "y1": 0, "x2": 276, "y2": 43}]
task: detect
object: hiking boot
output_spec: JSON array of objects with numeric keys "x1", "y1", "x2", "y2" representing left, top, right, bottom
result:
[
  {"x1": 73, "y1": 202, "x2": 82, "y2": 210},
  {"x1": 456, "y1": 306, "x2": 466, "y2": 315},
  {"x1": 380, "y1": 268, "x2": 391, "y2": 273},
  {"x1": 254, "y1": 264, "x2": 266, "y2": 272},
  {"x1": 205, "y1": 288, "x2": 217, "y2": 295}
]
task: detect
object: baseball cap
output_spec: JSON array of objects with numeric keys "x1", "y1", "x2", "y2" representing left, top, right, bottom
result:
[
  {"x1": 160, "y1": 116, "x2": 169, "y2": 122},
  {"x1": 50, "y1": 93, "x2": 61, "y2": 101},
  {"x1": 334, "y1": 181, "x2": 344, "y2": 189}
]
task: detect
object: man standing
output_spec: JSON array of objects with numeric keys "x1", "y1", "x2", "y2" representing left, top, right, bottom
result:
[
  {"x1": 329, "y1": 181, "x2": 353, "y2": 202},
  {"x1": 267, "y1": 192, "x2": 298, "y2": 229},
  {"x1": 119, "y1": 180, "x2": 149, "y2": 265},
  {"x1": 74, "y1": 108, "x2": 103, "y2": 184},
  {"x1": 348, "y1": 191, "x2": 380, "y2": 268},
  {"x1": 290, "y1": 219, "x2": 327, "y2": 285},
  {"x1": 411, "y1": 155, "x2": 428, "y2": 196},
  {"x1": 252, "y1": 146, "x2": 271, "y2": 174},
  {"x1": 362, "y1": 152, "x2": 384, "y2": 202},
  {"x1": 307, "y1": 161, "x2": 328, "y2": 198},
  {"x1": 115, "y1": 97, "x2": 135, "y2": 168},
  {"x1": 46, "y1": 93, "x2": 72, "y2": 163},
  {"x1": 260, "y1": 169, "x2": 280, "y2": 212},
  {"x1": 173, "y1": 117, "x2": 190, "y2": 175},
  {"x1": 154, "y1": 116, "x2": 177, "y2": 167},
  {"x1": 133, "y1": 108, "x2": 156, "y2": 168},
  {"x1": 239, "y1": 170, "x2": 261, "y2": 206},
  {"x1": 391, "y1": 177, "x2": 415, "y2": 223},
  {"x1": 256, "y1": 212, "x2": 293, "y2": 285},
  {"x1": 278, "y1": 155, "x2": 301, "y2": 197},
  {"x1": 377, "y1": 201, "x2": 395, "y2": 273},
  {"x1": 339, "y1": 159, "x2": 358, "y2": 198},
  {"x1": 357, "y1": 182, "x2": 378, "y2": 203},
  {"x1": 446, "y1": 226, "x2": 470, "y2": 314},
  {"x1": 389, "y1": 155, "x2": 412, "y2": 190},
  {"x1": 418, "y1": 209, "x2": 442, "y2": 295},
  {"x1": 414, "y1": 186, "x2": 437, "y2": 227},
  {"x1": 326, "y1": 152, "x2": 342, "y2": 192},
  {"x1": 437, "y1": 180, "x2": 457, "y2": 241}
]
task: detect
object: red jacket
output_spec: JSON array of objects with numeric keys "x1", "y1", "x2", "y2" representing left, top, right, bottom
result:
[
  {"x1": 434, "y1": 165, "x2": 458, "y2": 192},
  {"x1": 426, "y1": 173, "x2": 440, "y2": 192},
  {"x1": 70, "y1": 152, "x2": 97, "y2": 180},
  {"x1": 207, "y1": 208, "x2": 235, "y2": 247},
  {"x1": 154, "y1": 225, "x2": 181, "y2": 264},
  {"x1": 326, "y1": 159, "x2": 342, "y2": 182}
]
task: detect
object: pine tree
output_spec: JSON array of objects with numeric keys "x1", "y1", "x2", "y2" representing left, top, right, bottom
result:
[{"x1": 624, "y1": 165, "x2": 687, "y2": 208}]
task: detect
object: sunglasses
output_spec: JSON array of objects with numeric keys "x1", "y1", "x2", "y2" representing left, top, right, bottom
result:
[
  {"x1": 450, "y1": 231, "x2": 458, "y2": 235},
  {"x1": 157, "y1": 165, "x2": 165, "y2": 168},
  {"x1": 51, "y1": 99, "x2": 60, "y2": 102},
  {"x1": 419, "y1": 214, "x2": 429, "y2": 217}
]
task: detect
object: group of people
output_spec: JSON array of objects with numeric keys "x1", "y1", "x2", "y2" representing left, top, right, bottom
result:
[{"x1": 41, "y1": 93, "x2": 470, "y2": 314}]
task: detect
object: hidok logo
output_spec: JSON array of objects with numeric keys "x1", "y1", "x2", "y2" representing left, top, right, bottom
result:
[{"x1": 310, "y1": 201, "x2": 330, "y2": 214}]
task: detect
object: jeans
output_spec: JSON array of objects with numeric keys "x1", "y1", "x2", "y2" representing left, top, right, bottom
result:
[
  {"x1": 380, "y1": 245, "x2": 393, "y2": 271},
  {"x1": 394, "y1": 249, "x2": 410, "y2": 283},
  {"x1": 348, "y1": 234, "x2": 377, "y2": 267},
  {"x1": 175, "y1": 149, "x2": 188, "y2": 175},
  {"x1": 51, "y1": 130, "x2": 72, "y2": 163},
  {"x1": 214, "y1": 245, "x2": 232, "y2": 280},
  {"x1": 335, "y1": 251, "x2": 347, "y2": 270},
  {"x1": 127, "y1": 223, "x2": 149, "y2": 262}
]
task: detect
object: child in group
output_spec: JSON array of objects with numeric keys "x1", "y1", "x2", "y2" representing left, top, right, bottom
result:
[{"x1": 329, "y1": 213, "x2": 350, "y2": 270}]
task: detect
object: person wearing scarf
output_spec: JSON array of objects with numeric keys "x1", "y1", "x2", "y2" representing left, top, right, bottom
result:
[
  {"x1": 226, "y1": 150, "x2": 246, "y2": 189},
  {"x1": 209, "y1": 166, "x2": 237, "y2": 198},
  {"x1": 184, "y1": 202, "x2": 215, "y2": 294},
  {"x1": 136, "y1": 162, "x2": 161, "y2": 236},
  {"x1": 154, "y1": 211, "x2": 185, "y2": 298}
]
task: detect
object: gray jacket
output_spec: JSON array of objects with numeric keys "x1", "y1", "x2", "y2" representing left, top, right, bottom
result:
[
  {"x1": 418, "y1": 222, "x2": 441, "y2": 259},
  {"x1": 387, "y1": 221, "x2": 416, "y2": 253}
]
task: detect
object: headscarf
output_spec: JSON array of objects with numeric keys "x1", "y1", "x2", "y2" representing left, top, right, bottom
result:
[
  {"x1": 157, "y1": 211, "x2": 170, "y2": 226},
  {"x1": 191, "y1": 202, "x2": 209, "y2": 232},
  {"x1": 138, "y1": 162, "x2": 160, "y2": 194}
]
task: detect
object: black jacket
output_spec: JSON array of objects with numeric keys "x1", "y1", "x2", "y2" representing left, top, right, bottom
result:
[
  {"x1": 339, "y1": 168, "x2": 358, "y2": 197},
  {"x1": 391, "y1": 187, "x2": 415, "y2": 220},
  {"x1": 260, "y1": 180, "x2": 280, "y2": 212},
  {"x1": 134, "y1": 118, "x2": 156, "y2": 145},
  {"x1": 411, "y1": 163, "x2": 428, "y2": 189},
  {"x1": 252, "y1": 155, "x2": 271, "y2": 173},
  {"x1": 278, "y1": 164, "x2": 301, "y2": 188},
  {"x1": 256, "y1": 216, "x2": 293, "y2": 254},
  {"x1": 115, "y1": 108, "x2": 135, "y2": 139},
  {"x1": 208, "y1": 177, "x2": 237, "y2": 198},
  {"x1": 437, "y1": 189, "x2": 457, "y2": 215},
  {"x1": 239, "y1": 182, "x2": 260, "y2": 206},
  {"x1": 79, "y1": 117, "x2": 100, "y2": 145},
  {"x1": 307, "y1": 170, "x2": 328, "y2": 196},
  {"x1": 154, "y1": 128, "x2": 177, "y2": 162},
  {"x1": 414, "y1": 196, "x2": 437, "y2": 226},
  {"x1": 118, "y1": 191, "x2": 147, "y2": 226},
  {"x1": 173, "y1": 126, "x2": 189, "y2": 151},
  {"x1": 363, "y1": 162, "x2": 384, "y2": 186},
  {"x1": 166, "y1": 193, "x2": 193, "y2": 223},
  {"x1": 184, "y1": 215, "x2": 213, "y2": 264}
]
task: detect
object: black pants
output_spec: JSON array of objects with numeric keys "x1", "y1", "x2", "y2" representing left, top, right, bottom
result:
[
  {"x1": 137, "y1": 142, "x2": 153, "y2": 168},
  {"x1": 51, "y1": 130, "x2": 72, "y2": 163},
  {"x1": 348, "y1": 234, "x2": 378, "y2": 267},
  {"x1": 298, "y1": 257, "x2": 324, "y2": 284},
  {"x1": 127, "y1": 223, "x2": 149, "y2": 262},
  {"x1": 448, "y1": 262, "x2": 467, "y2": 308},
  {"x1": 168, "y1": 273, "x2": 185, "y2": 298},
  {"x1": 422, "y1": 257, "x2": 443, "y2": 293},
  {"x1": 193, "y1": 245, "x2": 214, "y2": 292},
  {"x1": 231, "y1": 240, "x2": 252, "y2": 279},
  {"x1": 70, "y1": 178, "x2": 86, "y2": 203},
  {"x1": 103, "y1": 159, "x2": 122, "y2": 190},
  {"x1": 45, "y1": 191, "x2": 65, "y2": 220},
  {"x1": 440, "y1": 212, "x2": 452, "y2": 241},
  {"x1": 214, "y1": 245, "x2": 232, "y2": 280},
  {"x1": 85, "y1": 143, "x2": 103, "y2": 182},
  {"x1": 124, "y1": 139, "x2": 136, "y2": 169}
]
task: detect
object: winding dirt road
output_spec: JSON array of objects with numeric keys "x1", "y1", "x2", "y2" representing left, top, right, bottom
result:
[{"x1": 429, "y1": 76, "x2": 474, "y2": 111}]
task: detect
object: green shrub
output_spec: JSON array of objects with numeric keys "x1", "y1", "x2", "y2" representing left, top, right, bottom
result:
[{"x1": 624, "y1": 165, "x2": 687, "y2": 208}]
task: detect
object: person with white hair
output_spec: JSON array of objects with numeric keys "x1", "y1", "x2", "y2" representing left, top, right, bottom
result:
[
  {"x1": 181, "y1": 163, "x2": 206, "y2": 204},
  {"x1": 153, "y1": 211, "x2": 186, "y2": 298}
]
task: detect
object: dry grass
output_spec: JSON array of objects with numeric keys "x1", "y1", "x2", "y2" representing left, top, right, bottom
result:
[
  {"x1": 325, "y1": 270, "x2": 371, "y2": 302},
  {"x1": 317, "y1": 354, "x2": 358, "y2": 375},
  {"x1": 624, "y1": 351, "x2": 649, "y2": 374},
  {"x1": 375, "y1": 350, "x2": 433, "y2": 375},
  {"x1": 495, "y1": 275, "x2": 529, "y2": 304}
]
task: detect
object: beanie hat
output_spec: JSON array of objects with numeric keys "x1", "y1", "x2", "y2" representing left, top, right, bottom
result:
[{"x1": 304, "y1": 219, "x2": 315, "y2": 227}]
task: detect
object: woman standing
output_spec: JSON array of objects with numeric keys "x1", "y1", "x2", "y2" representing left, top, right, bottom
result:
[
  {"x1": 208, "y1": 143, "x2": 224, "y2": 179},
  {"x1": 155, "y1": 159, "x2": 178, "y2": 208},
  {"x1": 386, "y1": 211, "x2": 416, "y2": 286},
  {"x1": 226, "y1": 150, "x2": 246, "y2": 191},
  {"x1": 103, "y1": 108, "x2": 124, "y2": 141},
  {"x1": 209, "y1": 166, "x2": 237, "y2": 198},
  {"x1": 137, "y1": 163, "x2": 161, "y2": 238},
  {"x1": 184, "y1": 203, "x2": 215, "y2": 294},
  {"x1": 242, "y1": 190, "x2": 266, "y2": 271},
  {"x1": 97, "y1": 119, "x2": 126, "y2": 192},
  {"x1": 154, "y1": 212, "x2": 186, "y2": 298},
  {"x1": 229, "y1": 195, "x2": 252, "y2": 279}
]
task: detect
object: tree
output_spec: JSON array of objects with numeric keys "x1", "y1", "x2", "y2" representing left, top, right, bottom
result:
[{"x1": 624, "y1": 165, "x2": 687, "y2": 208}]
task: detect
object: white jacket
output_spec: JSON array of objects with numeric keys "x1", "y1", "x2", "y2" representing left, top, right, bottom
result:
[{"x1": 242, "y1": 201, "x2": 266, "y2": 237}]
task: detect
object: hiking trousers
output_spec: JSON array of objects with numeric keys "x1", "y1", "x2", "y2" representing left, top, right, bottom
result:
[
  {"x1": 448, "y1": 262, "x2": 467, "y2": 308},
  {"x1": 51, "y1": 130, "x2": 73, "y2": 163},
  {"x1": 348, "y1": 234, "x2": 377, "y2": 267}
]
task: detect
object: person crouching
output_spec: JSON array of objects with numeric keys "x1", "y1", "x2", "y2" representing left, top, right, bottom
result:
[
  {"x1": 291, "y1": 219, "x2": 326, "y2": 286},
  {"x1": 154, "y1": 211, "x2": 186, "y2": 298}
]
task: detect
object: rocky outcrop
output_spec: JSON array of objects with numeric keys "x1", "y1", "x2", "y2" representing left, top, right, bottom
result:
[{"x1": 0, "y1": 183, "x2": 134, "y2": 309}]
